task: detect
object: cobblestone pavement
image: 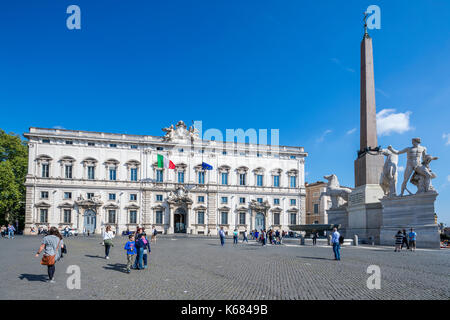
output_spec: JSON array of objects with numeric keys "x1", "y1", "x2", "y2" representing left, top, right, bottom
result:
[{"x1": 0, "y1": 235, "x2": 449, "y2": 300}]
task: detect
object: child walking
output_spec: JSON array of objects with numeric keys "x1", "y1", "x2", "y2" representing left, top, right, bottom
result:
[
  {"x1": 124, "y1": 234, "x2": 136, "y2": 273},
  {"x1": 141, "y1": 232, "x2": 151, "y2": 269}
]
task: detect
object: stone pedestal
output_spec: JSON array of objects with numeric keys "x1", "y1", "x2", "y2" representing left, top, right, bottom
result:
[
  {"x1": 354, "y1": 153, "x2": 384, "y2": 187},
  {"x1": 326, "y1": 207, "x2": 348, "y2": 235},
  {"x1": 346, "y1": 184, "x2": 384, "y2": 243},
  {"x1": 380, "y1": 192, "x2": 440, "y2": 249}
]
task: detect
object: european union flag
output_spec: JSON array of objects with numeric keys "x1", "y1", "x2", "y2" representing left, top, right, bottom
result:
[{"x1": 202, "y1": 162, "x2": 213, "y2": 170}]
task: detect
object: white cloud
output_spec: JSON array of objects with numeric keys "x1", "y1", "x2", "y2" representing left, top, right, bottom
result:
[
  {"x1": 346, "y1": 128, "x2": 357, "y2": 135},
  {"x1": 316, "y1": 129, "x2": 332, "y2": 143},
  {"x1": 330, "y1": 58, "x2": 355, "y2": 73},
  {"x1": 376, "y1": 109, "x2": 412, "y2": 136},
  {"x1": 447, "y1": 175, "x2": 450, "y2": 182},
  {"x1": 376, "y1": 88, "x2": 390, "y2": 98},
  {"x1": 53, "y1": 125, "x2": 65, "y2": 130},
  {"x1": 443, "y1": 133, "x2": 450, "y2": 146}
]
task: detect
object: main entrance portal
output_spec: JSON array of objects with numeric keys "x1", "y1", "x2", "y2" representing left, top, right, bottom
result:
[
  {"x1": 255, "y1": 212, "x2": 265, "y2": 231},
  {"x1": 84, "y1": 209, "x2": 96, "y2": 233},
  {"x1": 174, "y1": 207, "x2": 187, "y2": 233}
]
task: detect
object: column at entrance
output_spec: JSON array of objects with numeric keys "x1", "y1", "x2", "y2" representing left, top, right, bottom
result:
[
  {"x1": 168, "y1": 205, "x2": 174, "y2": 234},
  {"x1": 186, "y1": 205, "x2": 193, "y2": 234},
  {"x1": 251, "y1": 209, "x2": 255, "y2": 231}
]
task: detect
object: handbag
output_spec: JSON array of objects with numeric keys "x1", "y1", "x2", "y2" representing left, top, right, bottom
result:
[{"x1": 41, "y1": 239, "x2": 61, "y2": 266}]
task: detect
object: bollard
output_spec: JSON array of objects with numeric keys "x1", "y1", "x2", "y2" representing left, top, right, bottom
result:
[
  {"x1": 328, "y1": 234, "x2": 332, "y2": 246},
  {"x1": 353, "y1": 234, "x2": 358, "y2": 246}
]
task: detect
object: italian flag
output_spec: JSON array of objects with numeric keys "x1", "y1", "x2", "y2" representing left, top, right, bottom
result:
[{"x1": 157, "y1": 154, "x2": 175, "y2": 169}]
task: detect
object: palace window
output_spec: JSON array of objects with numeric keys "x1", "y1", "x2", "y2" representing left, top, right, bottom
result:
[
  {"x1": 42, "y1": 139, "x2": 50, "y2": 144},
  {"x1": 130, "y1": 194, "x2": 137, "y2": 201},
  {"x1": 273, "y1": 175, "x2": 280, "y2": 187},
  {"x1": 290, "y1": 213, "x2": 296, "y2": 225},
  {"x1": 130, "y1": 145, "x2": 138, "y2": 149},
  {"x1": 314, "y1": 203, "x2": 319, "y2": 214},
  {"x1": 221, "y1": 197, "x2": 228, "y2": 204},
  {"x1": 42, "y1": 164, "x2": 49, "y2": 178},
  {"x1": 65, "y1": 140, "x2": 73, "y2": 145},
  {"x1": 109, "y1": 168, "x2": 117, "y2": 181},
  {"x1": 40, "y1": 209, "x2": 48, "y2": 223},
  {"x1": 290, "y1": 176, "x2": 296, "y2": 188},
  {"x1": 273, "y1": 213, "x2": 280, "y2": 225},
  {"x1": 88, "y1": 142, "x2": 95, "y2": 146},
  {"x1": 257, "y1": 198, "x2": 263, "y2": 203},
  {"x1": 198, "y1": 196, "x2": 205, "y2": 203},
  {"x1": 198, "y1": 211, "x2": 205, "y2": 225},
  {"x1": 129, "y1": 210, "x2": 137, "y2": 224},
  {"x1": 87, "y1": 193, "x2": 94, "y2": 200},
  {"x1": 290, "y1": 199, "x2": 296, "y2": 206},
  {"x1": 239, "y1": 173, "x2": 246, "y2": 186},
  {"x1": 156, "y1": 210, "x2": 163, "y2": 224},
  {"x1": 156, "y1": 170, "x2": 163, "y2": 183},
  {"x1": 108, "y1": 210, "x2": 116, "y2": 223},
  {"x1": 239, "y1": 197, "x2": 245, "y2": 204},
  {"x1": 41, "y1": 191, "x2": 49, "y2": 199},
  {"x1": 109, "y1": 193, "x2": 116, "y2": 201},
  {"x1": 64, "y1": 192, "x2": 72, "y2": 200},
  {"x1": 257, "y1": 175, "x2": 263, "y2": 187},
  {"x1": 130, "y1": 168, "x2": 138, "y2": 181},
  {"x1": 87, "y1": 166, "x2": 95, "y2": 180},
  {"x1": 63, "y1": 209, "x2": 71, "y2": 223},
  {"x1": 156, "y1": 194, "x2": 163, "y2": 202},
  {"x1": 178, "y1": 171, "x2": 185, "y2": 183},
  {"x1": 221, "y1": 172, "x2": 228, "y2": 185},
  {"x1": 65, "y1": 165, "x2": 72, "y2": 179},
  {"x1": 239, "y1": 212, "x2": 246, "y2": 225},
  {"x1": 198, "y1": 171, "x2": 205, "y2": 184},
  {"x1": 109, "y1": 144, "x2": 117, "y2": 148},
  {"x1": 274, "y1": 198, "x2": 280, "y2": 205},
  {"x1": 221, "y1": 212, "x2": 228, "y2": 225},
  {"x1": 156, "y1": 147, "x2": 163, "y2": 151}
]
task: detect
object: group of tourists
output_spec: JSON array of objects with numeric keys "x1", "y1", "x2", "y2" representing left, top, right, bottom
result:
[
  {"x1": 394, "y1": 228, "x2": 417, "y2": 252},
  {"x1": 218, "y1": 227, "x2": 286, "y2": 246},
  {"x1": 1, "y1": 224, "x2": 16, "y2": 239}
]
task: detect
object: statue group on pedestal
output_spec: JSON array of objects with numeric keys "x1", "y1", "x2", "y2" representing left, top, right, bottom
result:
[{"x1": 384, "y1": 137, "x2": 438, "y2": 197}]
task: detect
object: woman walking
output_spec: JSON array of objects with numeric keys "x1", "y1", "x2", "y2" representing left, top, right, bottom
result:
[
  {"x1": 35, "y1": 226, "x2": 64, "y2": 283},
  {"x1": 103, "y1": 225, "x2": 115, "y2": 259}
]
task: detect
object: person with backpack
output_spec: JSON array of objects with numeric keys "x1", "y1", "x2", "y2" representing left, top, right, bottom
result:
[
  {"x1": 233, "y1": 229, "x2": 238, "y2": 245},
  {"x1": 394, "y1": 230, "x2": 404, "y2": 252},
  {"x1": 35, "y1": 226, "x2": 64, "y2": 283},
  {"x1": 331, "y1": 227, "x2": 341, "y2": 261}
]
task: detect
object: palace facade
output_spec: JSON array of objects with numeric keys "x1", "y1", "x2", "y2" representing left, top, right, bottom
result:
[{"x1": 24, "y1": 121, "x2": 307, "y2": 235}]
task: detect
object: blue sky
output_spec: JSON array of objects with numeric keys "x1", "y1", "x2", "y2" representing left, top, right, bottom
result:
[{"x1": 1, "y1": 1, "x2": 449, "y2": 224}]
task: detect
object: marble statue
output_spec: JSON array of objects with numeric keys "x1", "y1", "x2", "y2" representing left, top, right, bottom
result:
[
  {"x1": 162, "y1": 124, "x2": 175, "y2": 141},
  {"x1": 188, "y1": 125, "x2": 200, "y2": 141},
  {"x1": 320, "y1": 174, "x2": 352, "y2": 209},
  {"x1": 380, "y1": 148, "x2": 398, "y2": 197},
  {"x1": 410, "y1": 154, "x2": 438, "y2": 194},
  {"x1": 388, "y1": 138, "x2": 427, "y2": 196}
]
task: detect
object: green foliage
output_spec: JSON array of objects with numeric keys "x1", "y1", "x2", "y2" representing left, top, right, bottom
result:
[{"x1": 0, "y1": 129, "x2": 28, "y2": 226}]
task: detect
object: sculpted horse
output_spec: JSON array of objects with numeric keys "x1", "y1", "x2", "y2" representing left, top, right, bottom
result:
[{"x1": 320, "y1": 174, "x2": 352, "y2": 209}]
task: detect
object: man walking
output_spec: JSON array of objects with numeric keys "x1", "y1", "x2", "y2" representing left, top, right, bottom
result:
[
  {"x1": 242, "y1": 229, "x2": 248, "y2": 243},
  {"x1": 219, "y1": 227, "x2": 225, "y2": 246},
  {"x1": 408, "y1": 228, "x2": 417, "y2": 251},
  {"x1": 401, "y1": 229, "x2": 409, "y2": 250},
  {"x1": 331, "y1": 227, "x2": 341, "y2": 261}
]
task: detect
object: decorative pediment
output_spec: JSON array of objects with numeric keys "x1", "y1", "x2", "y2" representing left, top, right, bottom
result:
[
  {"x1": 104, "y1": 202, "x2": 120, "y2": 209},
  {"x1": 235, "y1": 205, "x2": 248, "y2": 212},
  {"x1": 75, "y1": 195, "x2": 103, "y2": 208},
  {"x1": 236, "y1": 166, "x2": 249, "y2": 174},
  {"x1": 249, "y1": 199, "x2": 270, "y2": 211},
  {"x1": 82, "y1": 157, "x2": 98, "y2": 165},
  {"x1": 35, "y1": 201, "x2": 51, "y2": 208},
  {"x1": 125, "y1": 160, "x2": 140, "y2": 167},
  {"x1": 193, "y1": 205, "x2": 207, "y2": 211},
  {"x1": 36, "y1": 154, "x2": 52, "y2": 164},
  {"x1": 218, "y1": 165, "x2": 231, "y2": 173},
  {"x1": 151, "y1": 204, "x2": 166, "y2": 211},
  {"x1": 57, "y1": 202, "x2": 74, "y2": 208},
  {"x1": 104, "y1": 159, "x2": 120, "y2": 166},
  {"x1": 59, "y1": 156, "x2": 76, "y2": 163},
  {"x1": 218, "y1": 205, "x2": 231, "y2": 211},
  {"x1": 253, "y1": 167, "x2": 265, "y2": 174},
  {"x1": 287, "y1": 169, "x2": 298, "y2": 176},
  {"x1": 167, "y1": 186, "x2": 193, "y2": 205},
  {"x1": 124, "y1": 203, "x2": 140, "y2": 210},
  {"x1": 271, "y1": 168, "x2": 283, "y2": 175},
  {"x1": 175, "y1": 162, "x2": 187, "y2": 170},
  {"x1": 287, "y1": 207, "x2": 299, "y2": 213},
  {"x1": 270, "y1": 206, "x2": 283, "y2": 212}
]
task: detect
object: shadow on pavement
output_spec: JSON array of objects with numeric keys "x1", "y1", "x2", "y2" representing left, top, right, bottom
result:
[
  {"x1": 297, "y1": 256, "x2": 332, "y2": 261},
  {"x1": 103, "y1": 263, "x2": 127, "y2": 273},
  {"x1": 85, "y1": 254, "x2": 105, "y2": 259},
  {"x1": 18, "y1": 274, "x2": 48, "y2": 282}
]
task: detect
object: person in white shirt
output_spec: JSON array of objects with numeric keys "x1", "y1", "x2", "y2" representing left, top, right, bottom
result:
[
  {"x1": 331, "y1": 227, "x2": 341, "y2": 261},
  {"x1": 103, "y1": 225, "x2": 115, "y2": 259}
]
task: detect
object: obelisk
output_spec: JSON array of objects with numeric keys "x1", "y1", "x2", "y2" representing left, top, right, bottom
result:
[{"x1": 354, "y1": 19, "x2": 384, "y2": 188}]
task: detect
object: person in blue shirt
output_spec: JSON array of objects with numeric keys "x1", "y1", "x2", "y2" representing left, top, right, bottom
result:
[
  {"x1": 408, "y1": 228, "x2": 417, "y2": 251},
  {"x1": 233, "y1": 229, "x2": 238, "y2": 245},
  {"x1": 124, "y1": 234, "x2": 137, "y2": 273},
  {"x1": 7, "y1": 224, "x2": 15, "y2": 239},
  {"x1": 331, "y1": 227, "x2": 341, "y2": 261},
  {"x1": 219, "y1": 227, "x2": 225, "y2": 246}
]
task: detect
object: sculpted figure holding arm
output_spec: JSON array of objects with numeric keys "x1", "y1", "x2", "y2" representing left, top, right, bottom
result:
[{"x1": 388, "y1": 138, "x2": 427, "y2": 196}]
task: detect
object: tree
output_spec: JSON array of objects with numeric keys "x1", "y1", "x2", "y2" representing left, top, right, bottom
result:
[{"x1": 0, "y1": 130, "x2": 28, "y2": 227}]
